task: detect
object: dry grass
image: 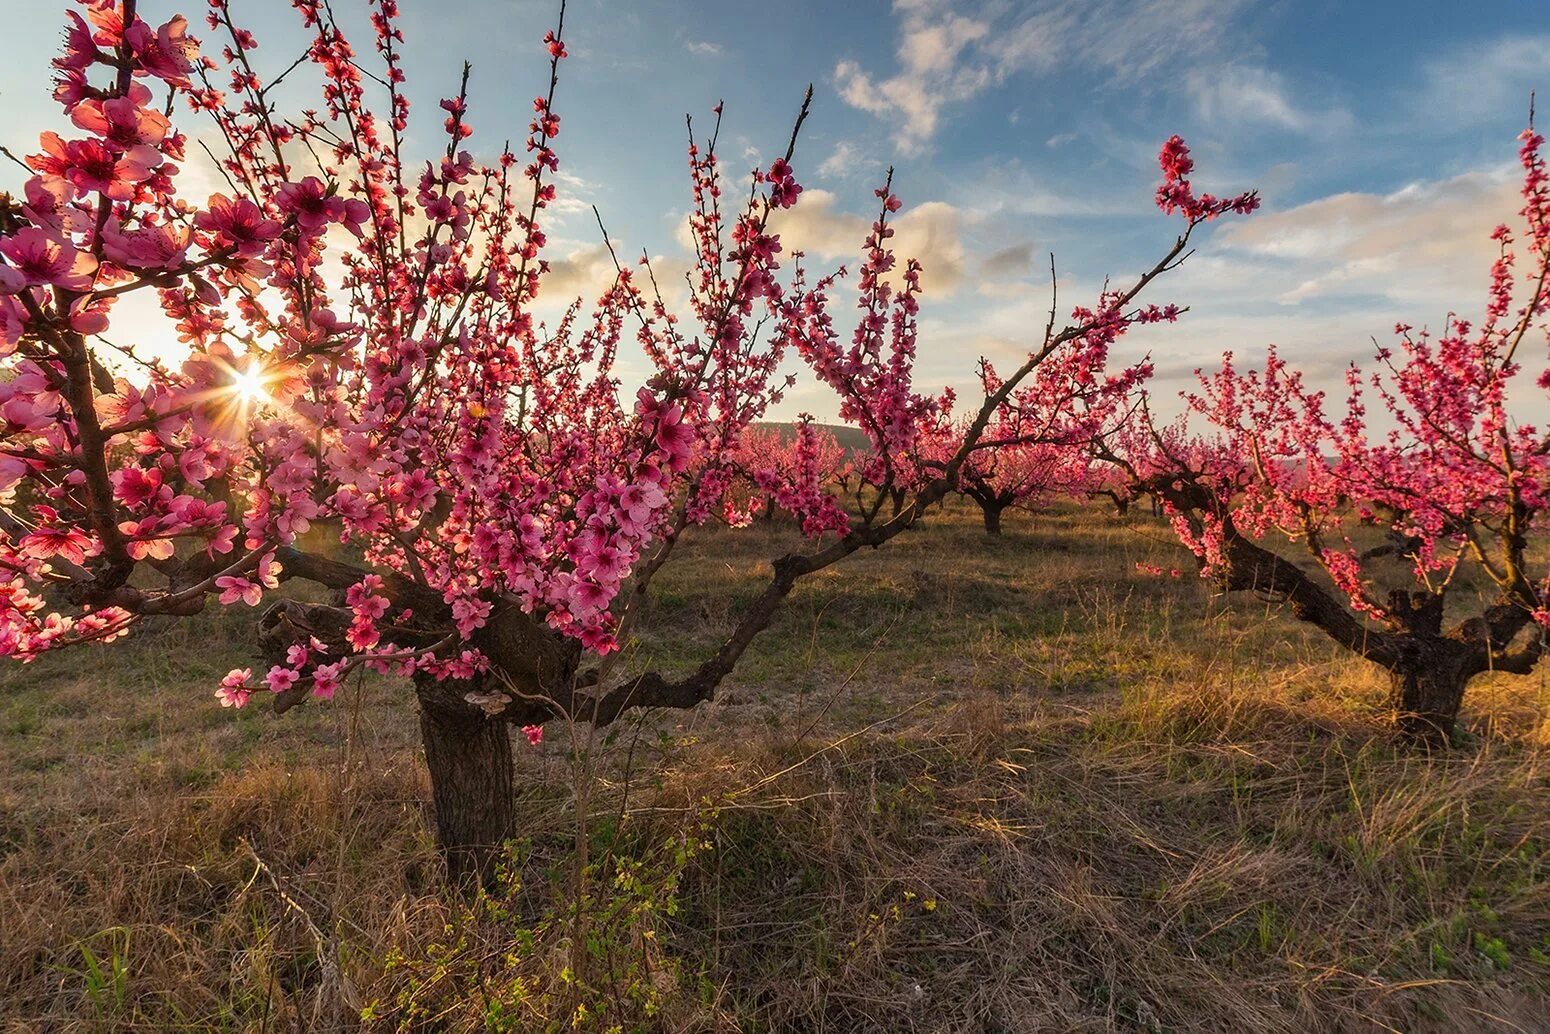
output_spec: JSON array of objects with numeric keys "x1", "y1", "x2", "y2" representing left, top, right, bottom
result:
[{"x1": 2, "y1": 502, "x2": 1549, "y2": 1031}]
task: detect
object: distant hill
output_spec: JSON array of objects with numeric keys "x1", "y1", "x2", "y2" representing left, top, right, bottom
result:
[{"x1": 750, "y1": 421, "x2": 871, "y2": 455}]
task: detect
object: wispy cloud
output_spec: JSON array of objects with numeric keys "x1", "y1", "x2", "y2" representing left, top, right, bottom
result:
[
  {"x1": 831, "y1": 1, "x2": 994, "y2": 154},
  {"x1": 984, "y1": 0, "x2": 1249, "y2": 81},
  {"x1": 956, "y1": 160, "x2": 1124, "y2": 219},
  {"x1": 834, "y1": 0, "x2": 1256, "y2": 153},
  {"x1": 1187, "y1": 65, "x2": 1352, "y2": 135},
  {"x1": 1418, "y1": 35, "x2": 1550, "y2": 125},
  {"x1": 1218, "y1": 166, "x2": 1519, "y2": 306},
  {"x1": 817, "y1": 141, "x2": 885, "y2": 179},
  {"x1": 685, "y1": 40, "x2": 724, "y2": 57}
]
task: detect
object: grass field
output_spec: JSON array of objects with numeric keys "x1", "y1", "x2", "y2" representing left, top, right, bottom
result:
[{"x1": 3, "y1": 503, "x2": 1549, "y2": 1032}]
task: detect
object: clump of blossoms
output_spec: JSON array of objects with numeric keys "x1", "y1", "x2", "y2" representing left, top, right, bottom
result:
[
  {"x1": 730, "y1": 422, "x2": 852, "y2": 532},
  {"x1": 596, "y1": 148, "x2": 1257, "y2": 753},
  {"x1": 1124, "y1": 122, "x2": 1550, "y2": 741}
]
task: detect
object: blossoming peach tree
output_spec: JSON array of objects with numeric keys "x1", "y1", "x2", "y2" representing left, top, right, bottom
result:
[
  {"x1": 0, "y1": 0, "x2": 1255, "y2": 880},
  {"x1": 927, "y1": 357, "x2": 1144, "y2": 534},
  {"x1": 1116, "y1": 126, "x2": 1550, "y2": 742}
]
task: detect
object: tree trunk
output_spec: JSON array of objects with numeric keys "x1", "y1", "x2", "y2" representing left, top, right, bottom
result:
[
  {"x1": 258, "y1": 592, "x2": 578, "y2": 888},
  {"x1": 417, "y1": 688, "x2": 516, "y2": 886},
  {"x1": 980, "y1": 500, "x2": 1004, "y2": 535},
  {"x1": 1388, "y1": 661, "x2": 1469, "y2": 744},
  {"x1": 414, "y1": 608, "x2": 579, "y2": 884}
]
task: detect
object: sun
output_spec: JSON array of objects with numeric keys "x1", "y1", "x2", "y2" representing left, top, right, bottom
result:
[{"x1": 229, "y1": 362, "x2": 272, "y2": 405}]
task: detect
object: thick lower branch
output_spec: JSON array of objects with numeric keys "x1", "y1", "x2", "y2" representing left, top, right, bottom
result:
[
  {"x1": 274, "y1": 545, "x2": 450, "y2": 618},
  {"x1": 574, "y1": 475, "x2": 964, "y2": 724},
  {"x1": 1155, "y1": 481, "x2": 1399, "y2": 666}
]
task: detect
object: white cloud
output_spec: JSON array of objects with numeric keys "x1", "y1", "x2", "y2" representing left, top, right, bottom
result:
[
  {"x1": 1419, "y1": 35, "x2": 1550, "y2": 124},
  {"x1": 836, "y1": 0, "x2": 1256, "y2": 152},
  {"x1": 1077, "y1": 160, "x2": 1535, "y2": 417},
  {"x1": 765, "y1": 188, "x2": 968, "y2": 295},
  {"x1": 535, "y1": 242, "x2": 618, "y2": 306},
  {"x1": 548, "y1": 169, "x2": 597, "y2": 216},
  {"x1": 832, "y1": 3, "x2": 994, "y2": 154},
  {"x1": 1187, "y1": 65, "x2": 1352, "y2": 135},
  {"x1": 686, "y1": 40, "x2": 724, "y2": 57},
  {"x1": 1217, "y1": 166, "x2": 1520, "y2": 306},
  {"x1": 530, "y1": 242, "x2": 695, "y2": 344},
  {"x1": 817, "y1": 141, "x2": 883, "y2": 179},
  {"x1": 895, "y1": 145, "x2": 1538, "y2": 423}
]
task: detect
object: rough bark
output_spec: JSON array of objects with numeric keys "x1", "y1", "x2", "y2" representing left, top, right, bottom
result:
[
  {"x1": 1373, "y1": 591, "x2": 1467, "y2": 740},
  {"x1": 980, "y1": 500, "x2": 1005, "y2": 535},
  {"x1": 259, "y1": 587, "x2": 578, "y2": 884},
  {"x1": 417, "y1": 684, "x2": 516, "y2": 886},
  {"x1": 410, "y1": 606, "x2": 580, "y2": 884},
  {"x1": 1152, "y1": 481, "x2": 1402, "y2": 669},
  {"x1": 1141, "y1": 481, "x2": 1544, "y2": 744},
  {"x1": 1388, "y1": 659, "x2": 1469, "y2": 744}
]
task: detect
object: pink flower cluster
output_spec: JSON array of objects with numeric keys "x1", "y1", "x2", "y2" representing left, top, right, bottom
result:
[
  {"x1": 1154, "y1": 136, "x2": 1260, "y2": 223},
  {"x1": 743, "y1": 420, "x2": 853, "y2": 536},
  {"x1": 777, "y1": 180, "x2": 938, "y2": 499}
]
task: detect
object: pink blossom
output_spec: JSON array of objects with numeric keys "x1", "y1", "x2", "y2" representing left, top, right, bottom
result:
[
  {"x1": 53, "y1": 10, "x2": 101, "y2": 73},
  {"x1": 216, "y1": 576, "x2": 263, "y2": 606},
  {"x1": 275, "y1": 177, "x2": 372, "y2": 237},
  {"x1": 451, "y1": 595, "x2": 492, "y2": 637},
  {"x1": 312, "y1": 661, "x2": 345, "y2": 700},
  {"x1": 264, "y1": 665, "x2": 299, "y2": 694},
  {"x1": 28, "y1": 132, "x2": 159, "y2": 201},
  {"x1": 19, "y1": 526, "x2": 93, "y2": 567},
  {"x1": 101, "y1": 220, "x2": 190, "y2": 270},
  {"x1": 216, "y1": 668, "x2": 253, "y2": 708},
  {"x1": 70, "y1": 94, "x2": 170, "y2": 153},
  {"x1": 195, "y1": 193, "x2": 282, "y2": 257},
  {"x1": 0, "y1": 228, "x2": 97, "y2": 291},
  {"x1": 124, "y1": 15, "x2": 199, "y2": 86}
]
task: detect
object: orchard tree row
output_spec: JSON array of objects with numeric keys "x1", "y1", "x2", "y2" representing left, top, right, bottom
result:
[{"x1": 1, "y1": 0, "x2": 1545, "y2": 882}]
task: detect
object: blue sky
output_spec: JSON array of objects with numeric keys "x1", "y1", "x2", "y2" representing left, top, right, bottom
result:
[{"x1": 3, "y1": 0, "x2": 1549, "y2": 419}]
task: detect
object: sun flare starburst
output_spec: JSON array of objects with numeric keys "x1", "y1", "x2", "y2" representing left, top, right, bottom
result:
[{"x1": 228, "y1": 362, "x2": 272, "y2": 405}]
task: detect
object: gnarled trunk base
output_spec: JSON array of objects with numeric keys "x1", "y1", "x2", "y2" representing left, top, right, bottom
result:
[
  {"x1": 414, "y1": 607, "x2": 579, "y2": 884},
  {"x1": 1388, "y1": 661, "x2": 1468, "y2": 745},
  {"x1": 418, "y1": 689, "x2": 516, "y2": 887},
  {"x1": 981, "y1": 502, "x2": 1004, "y2": 535}
]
